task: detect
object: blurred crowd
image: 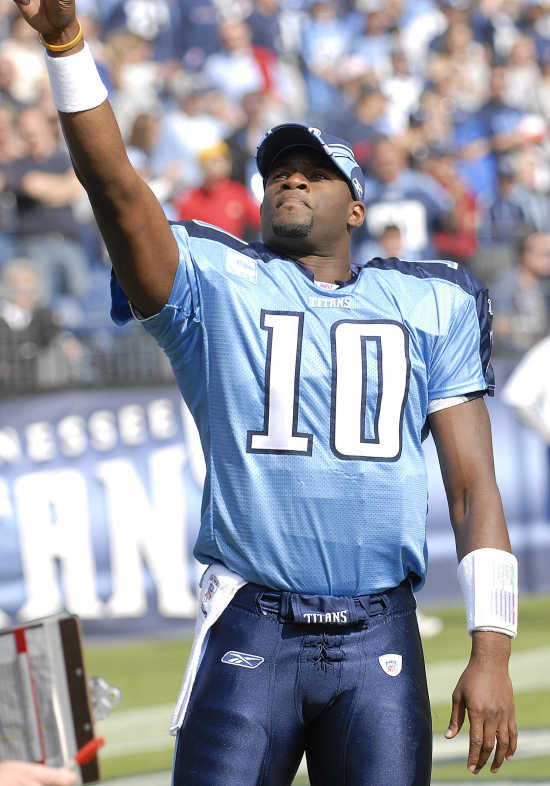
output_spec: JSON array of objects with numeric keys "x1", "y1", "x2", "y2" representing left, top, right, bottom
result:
[{"x1": 1, "y1": 0, "x2": 550, "y2": 396}]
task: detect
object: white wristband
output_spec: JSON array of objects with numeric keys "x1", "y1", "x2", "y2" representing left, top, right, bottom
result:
[
  {"x1": 44, "y1": 43, "x2": 108, "y2": 113},
  {"x1": 457, "y1": 548, "x2": 518, "y2": 638}
]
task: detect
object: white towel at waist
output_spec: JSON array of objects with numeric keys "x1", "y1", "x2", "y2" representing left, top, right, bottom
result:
[{"x1": 170, "y1": 563, "x2": 247, "y2": 735}]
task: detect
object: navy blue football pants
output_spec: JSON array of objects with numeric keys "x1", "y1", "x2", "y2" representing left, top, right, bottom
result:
[{"x1": 172, "y1": 580, "x2": 432, "y2": 785}]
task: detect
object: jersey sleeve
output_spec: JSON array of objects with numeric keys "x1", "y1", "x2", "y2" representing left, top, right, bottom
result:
[
  {"x1": 110, "y1": 222, "x2": 201, "y2": 357},
  {"x1": 428, "y1": 274, "x2": 494, "y2": 400}
]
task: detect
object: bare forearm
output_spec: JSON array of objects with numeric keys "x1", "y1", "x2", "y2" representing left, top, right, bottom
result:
[
  {"x1": 448, "y1": 481, "x2": 511, "y2": 561},
  {"x1": 429, "y1": 398, "x2": 511, "y2": 560},
  {"x1": 60, "y1": 101, "x2": 138, "y2": 201}
]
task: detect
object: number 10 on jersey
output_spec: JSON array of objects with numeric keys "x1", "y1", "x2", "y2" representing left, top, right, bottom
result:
[{"x1": 247, "y1": 311, "x2": 410, "y2": 461}]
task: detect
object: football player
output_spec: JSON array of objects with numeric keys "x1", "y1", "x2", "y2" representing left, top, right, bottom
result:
[{"x1": 14, "y1": 1, "x2": 518, "y2": 783}]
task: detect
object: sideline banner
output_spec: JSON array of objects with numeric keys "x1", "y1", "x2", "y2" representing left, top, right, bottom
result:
[
  {"x1": 0, "y1": 386, "x2": 204, "y2": 632},
  {"x1": 0, "y1": 378, "x2": 548, "y2": 631}
]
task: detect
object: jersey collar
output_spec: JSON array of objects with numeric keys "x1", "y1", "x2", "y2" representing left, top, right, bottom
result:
[{"x1": 252, "y1": 241, "x2": 359, "y2": 289}]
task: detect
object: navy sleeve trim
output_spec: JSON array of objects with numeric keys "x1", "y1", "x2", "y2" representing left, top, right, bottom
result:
[
  {"x1": 365, "y1": 257, "x2": 495, "y2": 395},
  {"x1": 170, "y1": 219, "x2": 263, "y2": 259},
  {"x1": 170, "y1": 220, "x2": 290, "y2": 265},
  {"x1": 476, "y1": 289, "x2": 495, "y2": 396},
  {"x1": 365, "y1": 257, "x2": 480, "y2": 296}
]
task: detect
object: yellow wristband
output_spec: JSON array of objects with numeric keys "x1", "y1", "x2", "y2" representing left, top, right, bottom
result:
[{"x1": 39, "y1": 19, "x2": 82, "y2": 53}]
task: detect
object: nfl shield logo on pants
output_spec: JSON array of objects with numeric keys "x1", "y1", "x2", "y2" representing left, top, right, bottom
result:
[{"x1": 378, "y1": 653, "x2": 402, "y2": 676}]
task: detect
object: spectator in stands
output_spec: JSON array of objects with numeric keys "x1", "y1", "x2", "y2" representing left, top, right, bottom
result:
[
  {"x1": 0, "y1": 105, "x2": 90, "y2": 302},
  {"x1": 449, "y1": 64, "x2": 535, "y2": 204},
  {"x1": 225, "y1": 90, "x2": 281, "y2": 197},
  {"x1": 426, "y1": 0, "x2": 471, "y2": 57},
  {"x1": 325, "y1": 86, "x2": 390, "y2": 169},
  {"x1": 505, "y1": 33, "x2": 541, "y2": 113},
  {"x1": 0, "y1": 258, "x2": 84, "y2": 393},
  {"x1": 175, "y1": 0, "x2": 219, "y2": 71},
  {"x1": 404, "y1": 89, "x2": 455, "y2": 160},
  {"x1": 535, "y1": 47, "x2": 550, "y2": 123},
  {"x1": 382, "y1": 47, "x2": 423, "y2": 137},
  {"x1": 355, "y1": 137, "x2": 455, "y2": 260},
  {"x1": 0, "y1": 54, "x2": 20, "y2": 113},
  {"x1": 528, "y1": 0, "x2": 550, "y2": 63},
  {"x1": 247, "y1": 0, "x2": 283, "y2": 54},
  {"x1": 469, "y1": 0, "x2": 502, "y2": 53},
  {"x1": 126, "y1": 112, "x2": 181, "y2": 209},
  {"x1": 99, "y1": 0, "x2": 169, "y2": 43},
  {"x1": 492, "y1": 230, "x2": 550, "y2": 357},
  {"x1": 478, "y1": 66, "x2": 533, "y2": 156},
  {"x1": 0, "y1": 105, "x2": 21, "y2": 264},
  {"x1": 376, "y1": 224, "x2": 405, "y2": 260},
  {"x1": 422, "y1": 145, "x2": 479, "y2": 265},
  {"x1": 351, "y1": 6, "x2": 394, "y2": 83},
  {"x1": 174, "y1": 142, "x2": 260, "y2": 240},
  {"x1": 300, "y1": 1, "x2": 357, "y2": 114},
  {"x1": 203, "y1": 19, "x2": 274, "y2": 103},
  {"x1": 354, "y1": 223, "x2": 414, "y2": 266},
  {"x1": 151, "y1": 78, "x2": 227, "y2": 192},
  {"x1": 479, "y1": 156, "x2": 529, "y2": 246},
  {"x1": 427, "y1": 18, "x2": 490, "y2": 112},
  {"x1": 0, "y1": 14, "x2": 46, "y2": 106},
  {"x1": 450, "y1": 108, "x2": 495, "y2": 205},
  {"x1": 104, "y1": 31, "x2": 161, "y2": 139},
  {"x1": 508, "y1": 146, "x2": 550, "y2": 233},
  {"x1": 395, "y1": 0, "x2": 447, "y2": 74}
]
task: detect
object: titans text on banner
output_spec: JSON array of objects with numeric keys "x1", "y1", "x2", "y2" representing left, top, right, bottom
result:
[{"x1": 0, "y1": 386, "x2": 204, "y2": 628}]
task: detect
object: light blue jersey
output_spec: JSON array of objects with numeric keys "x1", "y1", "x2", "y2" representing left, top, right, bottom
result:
[{"x1": 112, "y1": 220, "x2": 493, "y2": 596}]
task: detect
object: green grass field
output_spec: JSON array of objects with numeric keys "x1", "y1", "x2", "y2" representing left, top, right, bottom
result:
[{"x1": 86, "y1": 595, "x2": 550, "y2": 783}]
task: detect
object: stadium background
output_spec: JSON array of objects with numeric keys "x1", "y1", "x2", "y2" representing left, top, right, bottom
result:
[{"x1": 1, "y1": 0, "x2": 549, "y2": 782}]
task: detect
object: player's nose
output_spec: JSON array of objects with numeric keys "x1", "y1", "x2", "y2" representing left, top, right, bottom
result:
[{"x1": 282, "y1": 171, "x2": 309, "y2": 190}]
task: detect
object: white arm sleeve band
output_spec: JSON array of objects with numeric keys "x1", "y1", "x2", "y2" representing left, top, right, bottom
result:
[
  {"x1": 457, "y1": 548, "x2": 518, "y2": 638},
  {"x1": 44, "y1": 43, "x2": 108, "y2": 113},
  {"x1": 427, "y1": 395, "x2": 469, "y2": 414}
]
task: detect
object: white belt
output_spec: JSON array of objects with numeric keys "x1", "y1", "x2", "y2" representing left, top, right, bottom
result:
[{"x1": 169, "y1": 563, "x2": 247, "y2": 735}]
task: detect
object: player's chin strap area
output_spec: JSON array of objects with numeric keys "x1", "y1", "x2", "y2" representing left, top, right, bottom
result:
[{"x1": 457, "y1": 548, "x2": 518, "y2": 638}]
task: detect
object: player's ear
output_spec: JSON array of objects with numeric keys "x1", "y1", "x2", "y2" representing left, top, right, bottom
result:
[{"x1": 347, "y1": 201, "x2": 366, "y2": 230}]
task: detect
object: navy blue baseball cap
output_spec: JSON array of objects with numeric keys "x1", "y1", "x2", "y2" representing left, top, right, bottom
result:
[{"x1": 256, "y1": 123, "x2": 365, "y2": 202}]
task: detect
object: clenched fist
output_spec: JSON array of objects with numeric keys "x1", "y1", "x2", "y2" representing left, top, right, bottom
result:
[{"x1": 12, "y1": 0, "x2": 78, "y2": 47}]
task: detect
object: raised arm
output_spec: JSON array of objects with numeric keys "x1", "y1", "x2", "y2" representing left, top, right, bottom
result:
[
  {"x1": 429, "y1": 397, "x2": 517, "y2": 775},
  {"x1": 13, "y1": 0, "x2": 178, "y2": 317}
]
